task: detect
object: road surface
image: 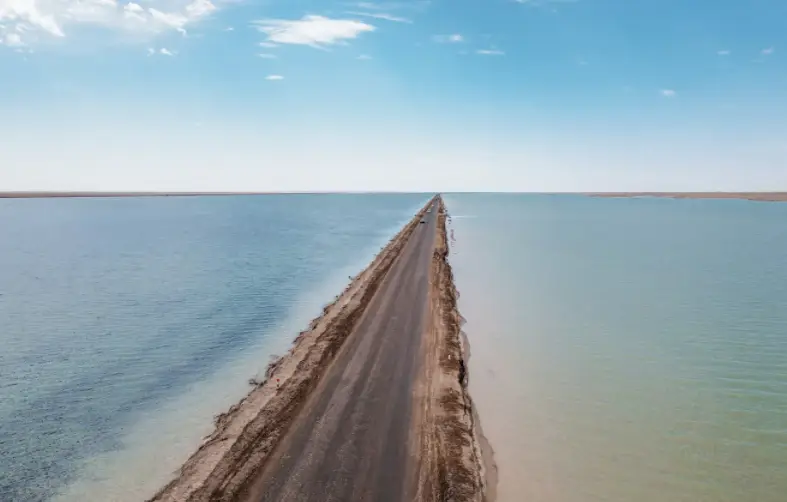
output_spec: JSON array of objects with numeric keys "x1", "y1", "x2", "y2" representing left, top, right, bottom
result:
[{"x1": 241, "y1": 202, "x2": 438, "y2": 502}]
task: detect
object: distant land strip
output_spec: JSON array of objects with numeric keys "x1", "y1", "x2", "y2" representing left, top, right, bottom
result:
[
  {"x1": 588, "y1": 192, "x2": 787, "y2": 202},
  {"x1": 0, "y1": 191, "x2": 431, "y2": 199},
  {"x1": 3, "y1": 191, "x2": 786, "y2": 201}
]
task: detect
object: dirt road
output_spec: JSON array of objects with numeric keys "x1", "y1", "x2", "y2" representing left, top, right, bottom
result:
[{"x1": 240, "y1": 203, "x2": 439, "y2": 502}]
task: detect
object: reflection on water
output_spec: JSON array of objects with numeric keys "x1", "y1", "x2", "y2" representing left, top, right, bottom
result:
[{"x1": 446, "y1": 194, "x2": 787, "y2": 502}]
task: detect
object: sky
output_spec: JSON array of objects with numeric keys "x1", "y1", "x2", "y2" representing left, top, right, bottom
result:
[{"x1": 1, "y1": 0, "x2": 786, "y2": 192}]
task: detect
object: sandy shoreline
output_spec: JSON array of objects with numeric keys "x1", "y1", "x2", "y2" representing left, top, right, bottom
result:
[{"x1": 588, "y1": 192, "x2": 787, "y2": 202}]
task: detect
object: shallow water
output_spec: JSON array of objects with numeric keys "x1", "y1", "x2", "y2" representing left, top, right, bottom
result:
[
  {"x1": 445, "y1": 194, "x2": 787, "y2": 502},
  {"x1": 0, "y1": 194, "x2": 429, "y2": 502}
]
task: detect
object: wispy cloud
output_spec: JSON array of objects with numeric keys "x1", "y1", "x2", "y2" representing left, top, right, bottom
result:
[
  {"x1": 357, "y1": 54, "x2": 372, "y2": 60},
  {"x1": 0, "y1": 0, "x2": 220, "y2": 45},
  {"x1": 660, "y1": 89, "x2": 676, "y2": 98},
  {"x1": 252, "y1": 15, "x2": 375, "y2": 49},
  {"x1": 147, "y1": 46, "x2": 175, "y2": 56},
  {"x1": 346, "y1": 11, "x2": 412, "y2": 23},
  {"x1": 717, "y1": 50, "x2": 730, "y2": 56},
  {"x1": 476, "y1": 49, "x2": 504, "y2": 56},
  {"x1": 761, "y1": 46, "x2": 775, "y2": 55},
  {"x1": 433, "y1": 33, "x2": 463, "y2": 43},
  {"x1": 257, "y1": 53, "x2": 277, "y2": 59},
  {"x1": 265, "y1": 74, "x2": 284, "y2": 81},
  {"x1": 258, "y1": 41, "x2": 278, "y2": 48}
]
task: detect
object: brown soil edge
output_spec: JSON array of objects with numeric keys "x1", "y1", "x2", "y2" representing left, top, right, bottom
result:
[
  {"x1": 587, "y1": 192, "x2": 787, "y2": 202},
  {"x1": 415, "y1": 198, "x2": 489, "y2": 502},
  {"x1": 149, "y1": 196, "x2": 436, "y2": 502}
]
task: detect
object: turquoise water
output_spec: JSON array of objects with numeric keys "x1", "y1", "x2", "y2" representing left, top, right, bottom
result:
[
  {"x1": 0, "y1": 194, "x2": 429, "y2": 502},
  {"x1": 445, "y1": 194, "x2": 787, "y2": 502}
]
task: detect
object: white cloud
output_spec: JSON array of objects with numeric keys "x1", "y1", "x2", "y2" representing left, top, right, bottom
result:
[
  {"x1": 123, "y1": 3, "x2": 146, "y2": 23},
  {"x1": 345, "y1": 11, "x2": 411, "y2": 23},
  {"x1": 3, "y1": 31, "x2": 23, "y2": 46},
  {"x1": 761, "y1": 47, "x2": 774, "y2": 55},
  {"x1": 185, "y1": 0, "x2": 214, "y2": 18},
  {"x1": 257, "y1": 52, "x2": 276, "y2": 59},
  {"x1": 0, "y1": 0, "x2": 219, "y2": 45},
  {"x1": 149, "y1": 8, "x2": 188, "y2": 34},
  {"x1": 265, "y1": 74, "x2": 284, "y2": 80},
  {"x1": 146, "y1": 46, "x2": 174, "y2": 55},
  {"x1": 0, "y1": 0, "x2": 64, "y2": 37},
  {"x1": 433, "y1": 33, "x2": 462, "y2": 43},
  {"x1": 717, "y1": 49, "x2": 730, "y2": 56},
  {"x1": 258, "y1": 41, "x2": 278, "y2": 48},
  {"x1": 476, "y1": 49, "x2": 504, "y2": 55},
  {"x1": 660, "y1": 89, "x2": 676, "y2": 98},
  {"x1": 252, "y1": 15, "x2": 375, "y2": 49},
  {"x1": 357, "y1": 53, "x2": 371, "y2": 59}
]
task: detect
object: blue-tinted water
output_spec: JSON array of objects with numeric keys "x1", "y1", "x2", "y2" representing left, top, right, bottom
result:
[
  {"x1": 445, "y1": 194, "x2": 787, "y2": 502},
  {"x1": 0, "y1": 194, "x2": 429, "y2": 501}
]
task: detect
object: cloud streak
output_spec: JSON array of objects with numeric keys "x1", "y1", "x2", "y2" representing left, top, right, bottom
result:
[
  {"x1": 433, "y1": 33, "x2": 463, "y2": 43},
  {"x1": 252, "y1": 15, "x2": 375, "y2": 49},
  {"x1": 476, "y1": 49, "x2": 504, "y2": 55},
  {"x1": 345, "y1": 11, "x2": 412, "y2": 23}
]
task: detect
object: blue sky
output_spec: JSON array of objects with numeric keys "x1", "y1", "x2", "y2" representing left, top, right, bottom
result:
[{"x1": 1, "y1": 0, "x2": 786, "y2": 191}]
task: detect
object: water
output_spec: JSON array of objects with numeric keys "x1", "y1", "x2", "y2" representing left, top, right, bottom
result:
[
  {"x1": 445, "y1": 194, "x2": 787, "y2": 502},
  {"x1": 0, "y1": 193, "x2": 429, "y2": 502}
]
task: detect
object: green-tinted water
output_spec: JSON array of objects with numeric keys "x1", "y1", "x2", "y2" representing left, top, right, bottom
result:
[{"x1": 445, "y1": 194, "x2": 787, "y2": 502}]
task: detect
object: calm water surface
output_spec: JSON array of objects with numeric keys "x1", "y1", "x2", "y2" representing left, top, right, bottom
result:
[
  {"x1": 0, "y1": 194, "x2": 428, "y2": 502},
  {"x1": 445, "y1": 194, "x2": 787, "y2": 502}
]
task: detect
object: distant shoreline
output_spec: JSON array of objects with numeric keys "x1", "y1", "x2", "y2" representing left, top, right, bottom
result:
[
  {"x1": 0, "y1": 191, "x2": 426, "y2": 199},
  {"x1": 2, "y1": 191, "x2": 786, "y2": 201},
  {"x1": 587, "y1": 192, "x2": 787, "y2": 202}
]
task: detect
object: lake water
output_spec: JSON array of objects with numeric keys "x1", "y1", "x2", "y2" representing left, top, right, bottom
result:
[
  {"x1": 0, "y1": 194, "x2": 429, "y2": 502},
  {"x1": 444, "y1": 194, "x2": 787, "y2": 502}
]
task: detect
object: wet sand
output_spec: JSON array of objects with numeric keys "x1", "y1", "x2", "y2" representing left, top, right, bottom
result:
[
  {"x1": 149, "y1": 195, "x2": 487, "y2": 501},
  {"x1": 588, "y1": 192, "x2": 787, "y2": 202}
]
